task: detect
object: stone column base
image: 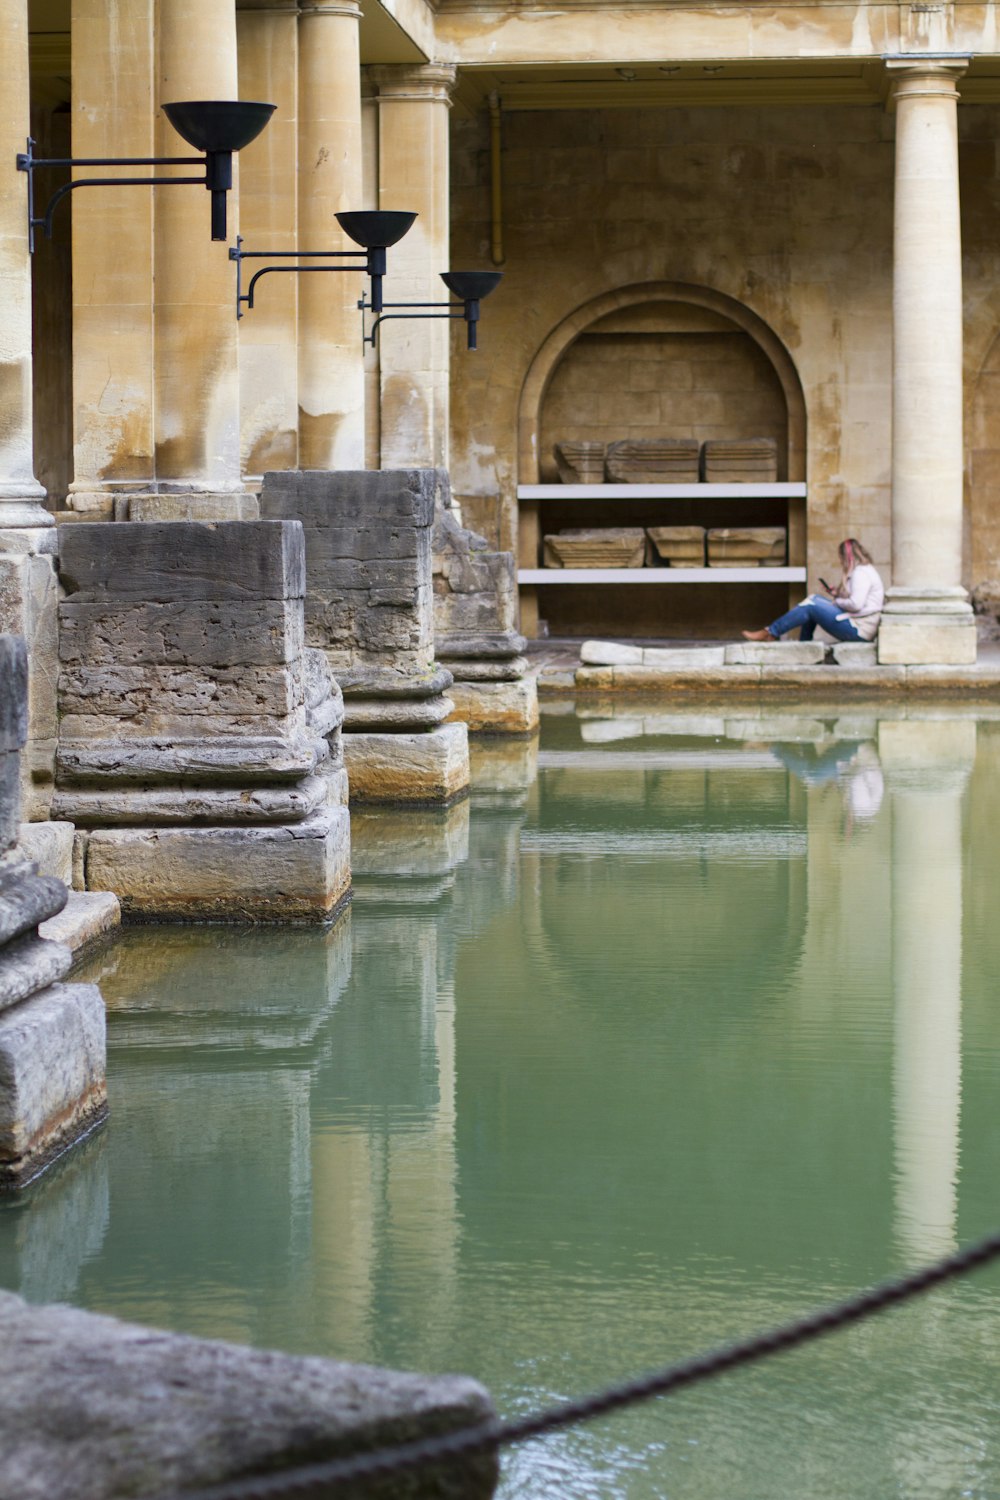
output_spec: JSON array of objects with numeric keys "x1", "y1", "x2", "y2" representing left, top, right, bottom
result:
[
  {"x1": 0, "y1": 982, "x2": 107, "y2": 1191},
  {"x1": 77, "y1": 807, "x2": 351, "y2": 922},
  {"x1": 343, "y1": 722, "x2": 470, "y2": 804},
  {"x1": 445, "y1": 677, "x2": 540, "y2": 735},
  {"x1": 877, "y1": 589, "x2": 977, "y2": 665}
]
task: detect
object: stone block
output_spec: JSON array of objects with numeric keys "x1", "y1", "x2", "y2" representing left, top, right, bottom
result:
[
  {"x1": 342, "y1": 697, "x2": 453, "y2": 732},
  {"x1": 575, "y1": 666, "x2": 615, "y2": 689},
  {"x1": 262, "y1": 466, "x2": 437, "y2": 526},
  {"x1": 0, "y1": 866, "x2": 67, "y2": 950},
  {"x1": 831, "y1": 641, "x2": 878, "y2": 666},
  {"x1": 0, "y1": 935, "x2": 73, "y2": 1016},
  {"x1": 580, "y1": 640, "x2": 643, "y2": 666},
  {"x1": 701, "y1": 437, "x2": 778, "y2": 482},
  {"x1": 642, "y1": 646, "x2": 727, "y2": 667},
  {"x1": 57, "y1": 521, "x2": 305, "y2": 602},
  {"x1": 0, "y1": 637, "x2": 27, "y2": 754},
  {"x1": 445, "y1": 679, "x2": 540, "y2": 735},
  {"x1": 645, "y1": 526, "x2": 706, "y2": 566},
  {"x1": 605, "y1": 438, "x2": 700, "y2": 484},
  {"x1": 81, "y1": 808, "x2": 351, "y2": 921},
  {"x1": 54, "y1": 776, "x2": 330, "y2": 828},
  {"x1": 58, "y1": 661, "x2": 305, "y2": 724},
  {"x1": 127, "y1": 492, "x2": 259, "y2": 523},
  {"x1": 877, "y1": 615, "x2": 978, "y2": 666},
  {"x1": 543, "y1": 529, "x2": 646, "y2": 568},
  {"x1": 554, "y1": 440, "x2": 605, "y2": 483},
  {"x1": 444, "y1": 657, "x2": 526, "y2": 683},
  {"x1": 16, "y1": 822, "x2": 73, "y2": 884},
  {"x1": 0, "y1": 984, "x2": 107, "y2": 1189},
  {"x1": 708, "y1": 528, "x2": 786, "y2": 566},
  {"x1": 57, "y1": 736, "x2": 321, "y2": 786},
  {"x1": 59, "y1": 600, "x2": 304, "y2": 667},
  {"x1": 344, "y1": 723, "x2": 470, "y2": 805},
  {"x1": 38, "y1": 892, "x2": 121, "y2": 957},
  {"x1": 0, "y1": 1289, "x2": 497, "y2": 1500},
  {"x1": 724, "y1": 642, "x2": 826, "y2": 666},
  {"x1": 0, "y1": 753, "x2": 20, "y2": 852}
]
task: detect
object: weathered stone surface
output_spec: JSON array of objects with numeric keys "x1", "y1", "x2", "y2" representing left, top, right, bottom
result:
[
  {"x1": 342, "y1": 697, "x2": 454, "y2": 731},
  {"x1": 434, "y1": 503, "x2": 518, "y2": 639},
  {"x1": 444, "y1": 680, "x2": 539, "y2": 735},
  {"x1": 59, "y1": 600, "x2": 304, "y2": 667},
  {"x1": 344, "y1": 724, "x2": 470, "y2": 805},
  {"x1": 54, "y1": 776, "x2": 330, "y2": 828},
  {"x1": 580, "y1": 640, "x2": 643, "y2": 666},
  {"x1": 701, "y1": 437, "x2": 778, "y2": 482},
  {"x1": 0, "y1": 984, "x2": 107, "y2": 1189},
  {"x1": 0, "y1": 561, "x2": 60, "y2": 819},
  {"x1": 0, "y1": 1289, "x2": 498, "y2": 1500},
  {"x1": 127, "y1": 492, "x2": 260, "y2": 523},
  {"x1": 554, "y1": 440, "x2": 605, "y2": 483},
  {"x1": 0, "y1": 935, "x2": 73, "y2": 1016},
  {"x1": 605, "y1": 438, "x2": 700, "y2": 484},
  {"x1": 877, "y1": 614, "x2": 978, "y2": 665},
  {"x1": 56, "y1": 736, "x2": 322, "y2": 786},
  {"x1": 436, "y1": 634, "x2": 526, "y2": 660},
  {"x1": 645, "y1": 525, "x2": 706, "y2": 566},
  {"x1": 0, "y1": 637, "x2": 28, "y2": 754},
  {"x1": 0, "y1": 869, "x2": 67, "y2": 950},
  {"x1": 16, "y1": 821, "x2": 73, "y2": 884},
  {"x1": 0, "y1": 754, "x2": 19, "y2": 852},
  {"x1": 444, "y1": 657, "x2": 527, "y2": 683},
  {"x1": 338, "y1": 666, "x2": 454, "y2": 701},
  {"x1": 642, "y1": 646, "x2": 727, "y2": 667},
  {"x1": 724, "y1": 641, "x2": 826, "y2": 666},
  {"x1": 543, "y1": 529, "x2": 646, "y2": 568},
  {"x1": 80, "y1": 808, "x2": 352, "y2": 921},
  {"x1": 707, "y1": 527, "x2": 786, "y2": 565},
  {"x1": 38, "y1": 892, "x2": 121, "y2": 957},
  {"x1": 58, "y1": 661, "x2": 305, "y2": 723},
  {"x1": 831, "y1": 641, "x2": 878, "y2": 666},
  {"x1": 58, "y1": 521, "x2": 305, "y2": 602}
]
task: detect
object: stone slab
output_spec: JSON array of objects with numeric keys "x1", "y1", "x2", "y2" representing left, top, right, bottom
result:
[
  {"x1": 642, "y1": 647, "x2": 727, "y2": 668},
  {"x1": 554, "y1": 440, "x2": 605, "y2": 484},
  {"x1": 59, "y1": 600, "x2": 303, "y2": 667},
  {"x1": 724, "y1": 642, "x2": 826, "y2": 666},
  {"x1": 0, "y1": 935, "x2": 73, "y2": 1016},
  {"x1": 53, "y1": 775, "x2": 329, "y2": 828},
  {"x1": 38, "y1": 892, "x2": 121, "y2": 956},
  {"x1": 831, "y1": 642, "x2": 878, "y2": 666},
  {"x1": 437, "y1": 633, "x2": 526, "y2": 660},
  {"x1": 344, "y1": 723, "x2": 470, "y2": 805},
  {"x1": 16, "y1": 822, "x2": 73, "y2": 884},
  {"x1": 262, "y1": 467, "x2": 437, "y2": 527},
  {"x1": 58, "y1": 661, "x2": 304, "y2": 722},
  {"x1": 127, "y1": 493, "x2": 259, "y2": 523},
  {"x1": 443, "y1": 658, "x2": 526, "y2": 683},
  {"x1": 877, "y1": 616, "x2": 978, "y2": 666},
  {"x1": 342, "y1": 696, "x2": 454, "y2": 732},
  {"x1": 0, "y1": 983, "x2": 107, "y2": 1189},
  {"x1": 543, "y1": 529, "x2": 646, "y2": 569},
  {"x1": 0, "y1": 1288, "x2": 497, "y2": 1500},
  {"x1": 580, "y1": 640, "x2": 643, "y2": 666},
  {"x1": 0, "y1": 753, "x2": 19, "y2": 852},
  {"x1": 56, "y1": 736, "x2": 320, "y2": 786},
  {"x1": 445, "y1": 679, "x2": 540, "y2": 735},
  {"x1": 0, "y1": 870, "x2": 67, "y2": 950},
  {"x1": 81, "y1": 808, "x2": 352, "y2": 921},
  {"x1": 57, "y1": 522, "x2": 305, "y2": 603},
  {"x1": 0, "y1": 637, "x2": 27, "y2": 753}
]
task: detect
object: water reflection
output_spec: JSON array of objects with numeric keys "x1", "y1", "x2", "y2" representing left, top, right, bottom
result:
[{"x1": 3, "y1": 701, "x2": 1000, "y2": 1500}]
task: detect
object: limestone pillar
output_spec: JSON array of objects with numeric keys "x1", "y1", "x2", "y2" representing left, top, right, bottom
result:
[
  {"x1": 0, "y1": 0, "x2": 49, "y2": 531},
  {"x1": 297, "y1": 1, "x2": 365, "y2": 470},
  {"x1": 881, "y1": 718, "x2": 974, "y2": 1262},
  {"x1": 68, "y1": 0, "x2": 155, "y2": 520},
  {"x1": 149, "y1": 0, "x2": 250, "y2": 520},
  {"x1": 0, "y1": 0, "x2": 59, "y2": 820},
  {"x1": 236, "y1": 1, "x2": 299, "y2": 479},
  {"x1": 370, "y1": 64, "x2": 456, "y2": 470},
  {"x1": 880, "y1": 60, "x2": 977, "y2": 665}
]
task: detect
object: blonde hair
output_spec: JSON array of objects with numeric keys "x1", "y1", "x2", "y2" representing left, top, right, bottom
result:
[{"x1": 838, "y1": 538, "x2": 873, "y2": 570}]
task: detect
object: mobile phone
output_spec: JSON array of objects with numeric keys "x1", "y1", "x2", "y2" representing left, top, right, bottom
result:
[{"x1": 819, "y1": 577, "x2": 833, "y2": 591}]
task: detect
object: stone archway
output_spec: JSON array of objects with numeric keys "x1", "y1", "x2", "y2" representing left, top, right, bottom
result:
[{"x1": 517, "y1": 281, "x2": 807, "y2": 485}]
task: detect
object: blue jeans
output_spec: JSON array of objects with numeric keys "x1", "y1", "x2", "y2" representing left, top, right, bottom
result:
[{"x1": 767, "y1": 595, "x2": 864, "y2": 643}]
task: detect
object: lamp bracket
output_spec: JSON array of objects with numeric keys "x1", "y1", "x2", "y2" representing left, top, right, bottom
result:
[
  {"x1": 229, "y1": 237, "x2": 372, "y2": 319},
  {"x1": 357, "y1": 295, "x2": 481, "y2": 352}
]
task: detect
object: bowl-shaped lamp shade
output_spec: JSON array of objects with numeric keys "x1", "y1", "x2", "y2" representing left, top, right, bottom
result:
[
  {"x1": 336, "y1": 210, "x2": 417, "y2": 249},
  {"x1": 163, "y1": 100, "x2": 276, "y2": 154},
  {"x1": 440, "y1": 271, "x2": 503, "y2": 301}
]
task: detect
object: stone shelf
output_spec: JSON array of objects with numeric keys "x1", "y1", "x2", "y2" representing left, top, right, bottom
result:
[
  {"x1": 518, "y1": 567, "x2": 807, "y2": 583},
  {"x1": 518, "y1": 483, "x2": 808, "y2": 500}
]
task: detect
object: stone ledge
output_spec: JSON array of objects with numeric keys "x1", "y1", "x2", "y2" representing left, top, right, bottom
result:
[
  {"x1": 344, "y1": 723, "x2": 470, "y2": 806},
  {"x1": 0, "y1": 1289, "x2": 497, "y2": 1500},
  {"x1": 445, "y1": 679, "x2": 539, "y2": 735},
  {"x1": 38, "y1": 892, "x2": 121, "y2": 957}
]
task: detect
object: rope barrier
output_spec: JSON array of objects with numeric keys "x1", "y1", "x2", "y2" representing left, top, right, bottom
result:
[{"x1": 161, "y1": 1226, "x2": 1000, "y2": 1500}]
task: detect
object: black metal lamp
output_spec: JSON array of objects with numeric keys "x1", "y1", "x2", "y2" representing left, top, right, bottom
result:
[
  {"x1": 361, "y1": 270, "x2": 503, "y2": 351},
  {"x1": 229, "y1": 209, "x2": 416, "y2": 320},
  {"x1": 17, "y1": 99, "x2": 275, "y2": 251}
]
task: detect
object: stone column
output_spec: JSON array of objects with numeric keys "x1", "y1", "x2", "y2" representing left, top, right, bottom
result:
[
  {"x1": 148, "y1": 0, "x2": 251, "y2": 520},
  {"x1": 880, "y1": 718, "x2": 974, "y2": 1262},
  {"x1": 0, "y1": 0, "x2": 59, "y2": 820},
  {"x1": 236, "y1": 1, "x2": 300, "y2": 479},
  {"x1": 370, "y1": 64, "x2": 456, "y2": 470},
  {"x1": 68, "y1": 0, "x2": 155, "y2": 520},
  {"x1": 879, "y1": 60, "x2": 977, "y2": 665},
  {"x1": 297, "y1": 0, "x2": 366, "y2": 470}
]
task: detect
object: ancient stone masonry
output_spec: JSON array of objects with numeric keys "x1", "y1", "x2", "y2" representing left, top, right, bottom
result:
[
  {"x1": 53, "y1": 522, "x2": 351, "y2": 920},
  {"x1": 433, "y1": 476, "x2": 539, "y2": 736},
  {"x1": 260, "y1": 469, "x2": 470, "y2": 803},
  {"x1": 0, "y1": 635, "x2": 107, "y2": 1190}
]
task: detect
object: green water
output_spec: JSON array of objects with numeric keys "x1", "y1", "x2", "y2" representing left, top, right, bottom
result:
[{"x1": 4, "y1": 704, "x2": 1000, "y2": 1499}]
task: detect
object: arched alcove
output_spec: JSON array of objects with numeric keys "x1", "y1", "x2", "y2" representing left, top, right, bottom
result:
[{"x1": 518, "y1": 281, "x2": 807, "y2": 485}]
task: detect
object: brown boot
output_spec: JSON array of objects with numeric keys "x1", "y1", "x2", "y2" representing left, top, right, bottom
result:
[{"x1": 741, "y1": 628, "x2": 774, "y2": 642}]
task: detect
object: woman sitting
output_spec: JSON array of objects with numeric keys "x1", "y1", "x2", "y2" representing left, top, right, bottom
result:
[{"x1": 742, "y1": 538, "x2": 884, "y2": 644}]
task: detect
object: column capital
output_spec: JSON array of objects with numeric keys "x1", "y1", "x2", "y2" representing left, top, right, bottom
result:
[
  {"x1": 298, "y1": 0, "x2": 362, "y2": 16},
  {"x1": 368, "y1": 63, "x2": 457, "y2": 106},
  {"x1": 885, "y1": 55, "x2": 969, "y2": 105}
]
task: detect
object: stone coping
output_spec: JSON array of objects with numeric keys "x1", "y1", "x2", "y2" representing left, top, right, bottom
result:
[{"x1": 528, "y1": 640, "x2": 1000, "y2": 697}]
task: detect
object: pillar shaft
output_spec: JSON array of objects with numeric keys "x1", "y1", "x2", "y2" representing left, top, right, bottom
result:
[
  {"x1": 236, "y1": 2, "x2": 300, "y2": 478},
  {"x1": 152, "y1": 0, "x2": 243, "y2": 507},
  {"x1": 297, "y1": 1, "x2": 365, "y2": 470},
  {"x1": 0, "y1": 0, "x2": 48, "y2": 523},
  {"x1": 371, "y1": 64, "x2": 455, "y2": 470},
  {"x1": 69, "y1": 0, "x2": 155, "y2": 515}
]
